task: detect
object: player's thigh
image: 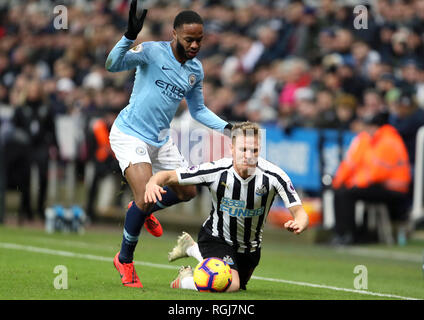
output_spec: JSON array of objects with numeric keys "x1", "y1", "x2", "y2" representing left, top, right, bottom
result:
[{"x1": 109, "y1": 123, "x2": 152, "y2": 176}]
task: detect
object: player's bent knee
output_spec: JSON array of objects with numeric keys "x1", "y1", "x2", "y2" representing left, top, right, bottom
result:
[
  {"x1": 183, "y1": 186, "x2": 197, "y2": 200},
  {"x1": 133, "y1": 198, "x2": 152, "y2": 213}
]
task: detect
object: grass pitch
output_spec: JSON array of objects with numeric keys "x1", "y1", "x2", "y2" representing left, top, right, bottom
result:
[{"x1": 0, "y1": 223, "x2": 423, "y2": 302}]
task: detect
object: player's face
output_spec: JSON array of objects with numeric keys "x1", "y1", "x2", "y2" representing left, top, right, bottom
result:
[
  {"x1": 173, "y1": 23, "x2": 203, "y2": 61},
  {"x1": 232, "y1": 134, "x2": 260, "y2": 178}
]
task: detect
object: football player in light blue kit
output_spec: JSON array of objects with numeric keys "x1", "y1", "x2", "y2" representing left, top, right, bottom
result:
[{"x1": 106, "y1": 0, "x2": 232, "y2": 288}]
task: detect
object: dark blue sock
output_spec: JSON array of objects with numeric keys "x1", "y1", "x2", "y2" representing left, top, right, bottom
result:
[
  {"x1": 119, "y1": 202, "x2": 149, "y2": 263},
  {"x1": 148, "y1": 186, "x2": 183, "y2": 214}
]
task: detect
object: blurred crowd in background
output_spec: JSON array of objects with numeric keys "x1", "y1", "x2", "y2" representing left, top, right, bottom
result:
[{"x1": 1, "y1": 0, "x2": 424, "y2": 227}]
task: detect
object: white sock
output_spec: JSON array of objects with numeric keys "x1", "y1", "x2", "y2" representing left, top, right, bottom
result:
[
  {"x1": 186, "y1": 243, "x2": 203, "y2": 263},
  {"x1": 181, "y1": 276, "x2": 198, "y2": 290}
]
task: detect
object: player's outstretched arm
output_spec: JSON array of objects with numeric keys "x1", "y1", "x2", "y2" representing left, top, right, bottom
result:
[
  {"x1": 105, "y1": 0, "x2": 147, "y2": 72},
  {"x1": 186, "y1": 82, "x2": 232, "y2": 135},
  {"x1": 285, "y1": 205, "x2": 309, "y2": 235},
  {"x1": 145, "y1": 170, "x2": 179, "y2": 204}
]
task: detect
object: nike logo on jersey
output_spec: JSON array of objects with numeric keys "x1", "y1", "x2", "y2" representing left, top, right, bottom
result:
[{"x1": 161, "y1": 65, "x2": 172, "y2": 70}]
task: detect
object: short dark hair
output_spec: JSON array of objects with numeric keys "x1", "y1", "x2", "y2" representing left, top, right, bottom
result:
[{"x1": 173, "y1": 10, "x2": 203, "y2": 29}]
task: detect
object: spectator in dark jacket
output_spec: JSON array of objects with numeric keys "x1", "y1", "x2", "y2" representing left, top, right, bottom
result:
[
  {"x1": 388, "y1": 89, "x2": 424, "y2": 171},
  {"x1": 11, "y1": 79, "x2": 57, "y2": 222}
]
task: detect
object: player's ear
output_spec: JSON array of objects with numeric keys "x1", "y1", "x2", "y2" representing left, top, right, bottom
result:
[{"x1": 172, "y1": 29, "x2": 177, "y2": 41}]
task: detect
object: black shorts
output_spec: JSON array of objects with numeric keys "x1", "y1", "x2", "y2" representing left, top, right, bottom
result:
[{"x1": 197, "y1": 227, "x2": 261, "y2": 290}]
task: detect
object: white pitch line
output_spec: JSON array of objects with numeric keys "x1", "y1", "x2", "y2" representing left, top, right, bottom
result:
[
  {"x1": 0, "y1": 242, "x2": 420, "y2": 300},
  {"x1": 251, "y1": 276, "x2": 419, "y2": 300},
  {"x1": 0, "y1": 242, "x2": 178, "y2": 270}
]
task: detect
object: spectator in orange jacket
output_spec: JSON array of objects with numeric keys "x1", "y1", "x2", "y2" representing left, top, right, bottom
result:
[{"x1": 331, "y1": 112, "x2": 411, "y2": 245}]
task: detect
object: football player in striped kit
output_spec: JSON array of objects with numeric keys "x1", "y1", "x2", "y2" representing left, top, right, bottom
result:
[{"x1": 145, "y1": 122, "x2": 309, "y2": 291}]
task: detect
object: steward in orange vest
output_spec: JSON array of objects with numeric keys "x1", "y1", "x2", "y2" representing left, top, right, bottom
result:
[
  {"x1": 333, "y1": 125, "x2": 411, "y2": 193},
  {"x1": 93, "y1": 117, "x2": 114, "y2": 163},
  {"x1": 331, "y1": 112, "x2": 411, "y2": 245}
]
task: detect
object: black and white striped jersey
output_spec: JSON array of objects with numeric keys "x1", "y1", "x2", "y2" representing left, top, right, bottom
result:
[{"x1": 176, "y1": 157, "x2": 302, "y2": 253}]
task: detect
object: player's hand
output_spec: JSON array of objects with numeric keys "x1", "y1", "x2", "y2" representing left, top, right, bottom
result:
[
  {"x1": 144, "y1": 182, "x2": 167, "y2": 204},
  {"x1": 284, "y1": 220, "x2": 305, "y2": 235},
  {"x1": 223, "y1": 123, "x2": 233, "y2": 138},
  {"x1": 125, "y1": 0, "x2": 148, "y2": 40}
]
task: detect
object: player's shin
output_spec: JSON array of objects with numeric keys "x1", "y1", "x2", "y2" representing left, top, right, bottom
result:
[{"x1": 119, "y1": 201, "x2": 150, "y2": 263}]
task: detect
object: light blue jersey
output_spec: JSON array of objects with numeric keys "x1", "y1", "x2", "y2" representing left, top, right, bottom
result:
[{"x1": 106, "y1": 36, "x2": 228, "y2": 147}]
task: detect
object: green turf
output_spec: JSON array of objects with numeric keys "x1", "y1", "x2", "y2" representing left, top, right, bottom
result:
[{"x1": 0, "y1": 224, "x2": 423, "y2": 301}]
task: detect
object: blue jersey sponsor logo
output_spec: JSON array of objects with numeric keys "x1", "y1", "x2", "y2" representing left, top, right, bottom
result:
[
  {"x1": 155, "y1": 79, "x2": 185, "y2": 99},
  {"x1": 219, "y1": 197, "x2": 264, "y2": 217}
]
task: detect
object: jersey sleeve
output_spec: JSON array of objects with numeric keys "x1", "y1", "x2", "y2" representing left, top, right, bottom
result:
[
  {"x1": 185, "y1": 74, "x2": 229, "y2": 132},
  {"x1": 264, "y1": 162, "x2": 302, "y2": 208},
  {"x1": 105, "y1": 36, "x2": 150, "y2": 72},
  {"x1": 176, "y1": 159, "x2": 232, "y2": 186}
]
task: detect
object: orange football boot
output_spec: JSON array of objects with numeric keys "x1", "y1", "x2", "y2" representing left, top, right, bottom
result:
[{"x1": 113, "y1": 252, "x2": 143, "y2": 288}]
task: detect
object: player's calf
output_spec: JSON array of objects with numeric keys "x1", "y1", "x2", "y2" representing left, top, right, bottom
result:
[
  {"x1": 172, "y1": 185, "x2": 197, "y2": 201},
  {"x1": 127, "y1": 201, "x2": 163, "y2": 237}
]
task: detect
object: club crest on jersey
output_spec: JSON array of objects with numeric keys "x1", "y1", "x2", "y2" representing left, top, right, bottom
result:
[
  {"x1": 188, "y1": 73, "x2": 196, "y2": 86},
  {"x1": 222, "y1": 255, "x2": 234, "y2": 265},
  {"x1": 255, "y1": 184, "x2": 268, "y2": 196}
]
